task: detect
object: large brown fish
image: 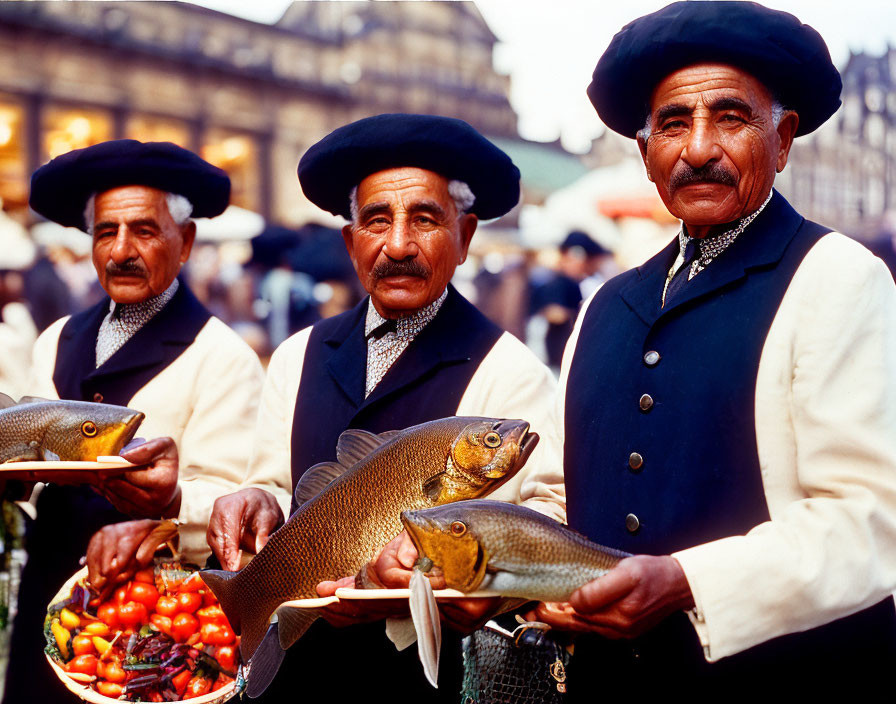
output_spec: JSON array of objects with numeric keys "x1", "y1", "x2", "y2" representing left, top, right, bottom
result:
[
  {"x1": 201, "y1": 416, "x2": 538, "y2": 696},
  {"x1": 402, "y1": 499, "x2": 630, "y2": 686},
  {"x1": 0, "y1": 393, "x2": 144, "y2": 463}
]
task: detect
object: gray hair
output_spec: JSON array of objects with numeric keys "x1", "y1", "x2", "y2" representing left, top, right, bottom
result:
[
  {"x1": 83, "y1": 191, "x2": 194, "y2": 235},
  {"x1": 637, "y1": 100, "x2": 788, "y2": 142},
  {"x1": 348, "y1": 179, "x2": 476, "y2": 224}
]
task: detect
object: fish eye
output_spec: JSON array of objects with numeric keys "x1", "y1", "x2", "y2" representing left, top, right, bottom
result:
[
  {"x1": 450, "y1": 521, "x2": 467, "y2": 536},
  {"x1": 81, "y1": 421, "x2": 98, "y2": 437},
  {"x1": 483, "y1": 431, "x2": 501, "y2": 448}
]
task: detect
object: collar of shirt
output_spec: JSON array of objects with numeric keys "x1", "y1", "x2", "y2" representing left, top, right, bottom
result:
[
  {"x1": 95, "y1": 279, "x2": 179, "y2": 367},
  {"x1": 672, "y1": 190, "x2": 774, "y2": 282},
  {"x1": 364, "y1": 287, "x2": 447, "y2": 341},
  {"x1": 363, "y1": 288, "x2": 448, "y2": 397}
]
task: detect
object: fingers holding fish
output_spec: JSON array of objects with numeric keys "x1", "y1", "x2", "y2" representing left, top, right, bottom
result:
[
  {"x1": 560, "y1": 555, "x2": 696, "y2": 639},
  {"x1": 99, "y1": 436, "x2": 180, "y2": 518},
  {"x1": 314, "y1": 576, "x2": 410, "y2": 626},
  {"x1": 437, "y1": 595, "x2": 503, "y2": 635},
  {"x1": 364, "y1": 531, "x2": 423, "y2": 590},
  {"x1": 207, "y1": 487, "x2": 284, "y2": 571}
]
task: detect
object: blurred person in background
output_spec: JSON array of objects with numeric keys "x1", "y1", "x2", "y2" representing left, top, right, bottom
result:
[
  {"x1": 4, "y1": 139, "x2": 264, "y2": 703},
  {"x1": 0, "y1": 205, "x2": 38, "y2": 399},
  {"x1": 205, "y1": 113, "x2": 564, "y2": 701}
]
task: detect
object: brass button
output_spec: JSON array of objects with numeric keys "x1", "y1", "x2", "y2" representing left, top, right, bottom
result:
[
  {"x1": 639, "y1": 394, "x2": 654, "y2": 412},
  {"x1": 93, "y1": 392, "x2": 104, "y2": 403},
  {"x1": 625, "y1": 513, "x2": 641, "y2": 534},
  {"x1": 644, "y1": 350, "x2": 661, "y2": 367},
  {"x1": 628, "y1": 452, "x2": 643, "y2": 471}
]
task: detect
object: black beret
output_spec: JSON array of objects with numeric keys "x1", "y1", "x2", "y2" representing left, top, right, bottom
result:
[
  {"x1": 298, "y1": 113, "x2": 520, "y2": 220},
  {"x1": 560, "y1": 230, "x2": 609, "y2": 257},
  {"x1": 30, "y1": 139, "x2": 231, "y2": 231},
  {"x1": 588, "y1": 1, "x2": 842, "y2": 138}
]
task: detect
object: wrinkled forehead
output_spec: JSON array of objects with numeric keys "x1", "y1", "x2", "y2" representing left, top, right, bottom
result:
[
  {"x1": 355, "y1": 166, "x2": 453, "y2": 211},
  {"x1": 649, "y1": 63, "x2": 777, "y2": 116},
  {"x1": 93, "y1": 185, "x2": 169, "y2": 220}
]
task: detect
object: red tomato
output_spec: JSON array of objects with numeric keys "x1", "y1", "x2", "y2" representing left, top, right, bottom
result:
[
  {"x1": 172, "y1": 669, "x2": 192, "y2": 697},
  {"x1": 96, "y1": 682, "x2": 124, "y2": 697},
  {"x1": 134, "y1": 567, "x2": 155, "y2": 584},
  {"x1": 155, "y1": 595, "x2": 178, "y2": 617},
  {"x1": 201, "y1": 589, "x2": 216, "y2": 607},
  {"x1": 71, "y1": 634, "x2": 95, "y2": 656},
  {"x1": 176, "y1": 592, "x2": 202, "y2": 614},
  {"x1": 127, "y1": 581, "x2": 160, "y2": 610},
  {"x1": 196, "y1": 604, "x2": 228, "y2": 627},
  {"x1": 150, "y1": 614, "x2": 172, "y2": 635},
  {"x1": 103, "y1": 660, "x2": 127, "y2": 684},
  {"x1": 117, "y1": 601, "x2": 148, "y2": 629},
  {"x1": 179, "y1": 573, "x2": 204, "y2": 593},
  {"x1": 183, "y1": 676, "x2": 212, "y2": 699},
  {"x1": 214, "y1": 644, "x2": 237, "y2": 671},
  {"x1": 68, "y1": 654, "x2": 98, "y2": 676},
  {"x1": 171, "y1": 613, "x2": 199, "y2": 643},
  {"x1": 212, "y1": 673, "x2": 234, "y2": 692},
  {"x1": 113, "y1": 585, "x2": 129, "y2": 604},
  {"x1": 200, "y1": 622, "x2": 235, "y2": 646},
  {"x1": 96, "y1": 602, "x2": 120, "y2": 629}
]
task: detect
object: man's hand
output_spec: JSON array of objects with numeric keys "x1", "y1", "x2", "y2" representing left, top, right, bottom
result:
[
  {"x1": 86, "y1": 519, "x2": 168, "y2": 600},
  {"x1": 96, "y1": 437, "x2": 180, "y2": 518},
  {"x1": 315, "y1": 532, "x2": 501, "y2": 633},
  {"x1": 529, "y1": 555, "x2": 695, "y2": 639},
  {"x1": 206, "y1": 488, "x2": 284, "y2": 571}
]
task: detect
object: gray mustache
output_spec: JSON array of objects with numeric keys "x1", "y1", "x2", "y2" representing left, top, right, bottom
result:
[
  {"x1": 372, "y1": 259, "x2": 430, "y2": 280},
  {"x1": 670, "y1": 163, "x2": 737, "y2": 191}
]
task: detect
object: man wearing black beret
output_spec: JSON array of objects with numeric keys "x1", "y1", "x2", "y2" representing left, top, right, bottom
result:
[
  {"x1": 532, "y1": 0, "x2": 896, "y2": 686},
  {"x1": 205, "y1": 113, "x2": 563, "y2": 700},
  {"x1": 3, "y1": 140, "x2": 264, "y2": 702}
]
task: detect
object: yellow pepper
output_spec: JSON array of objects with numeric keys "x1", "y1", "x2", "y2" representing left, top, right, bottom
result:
[
  {"x1": 91, "y1": 636, "x2": 112, "y2": 657},
  {"x1": 82, "y1": 621, "x2": 111, "y2": 637},
  {"x1": 59, "y1": 607, "x2": 80, "y2": 630},
  {"x1": 51, "y1": 619, "x2": 71, "y2": 660}
]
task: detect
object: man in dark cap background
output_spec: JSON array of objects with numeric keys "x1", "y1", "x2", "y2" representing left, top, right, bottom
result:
[
  {"x1": 205, "y1": 113, "x2": 563, "y2": 700},
  {"x1": 4, "y1": 140, "x2": 264, "y2": 703},
  {"x1": 530, "y1": 0, "x2": 896, "y2": 685}
]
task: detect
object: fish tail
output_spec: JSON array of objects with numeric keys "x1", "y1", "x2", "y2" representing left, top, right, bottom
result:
[
  {"x1": 202, "y1": 568, "x2": 272, "y2": 660},
  {"x1": 246, "y1": 623, "x2": 286, "y2": 698}
]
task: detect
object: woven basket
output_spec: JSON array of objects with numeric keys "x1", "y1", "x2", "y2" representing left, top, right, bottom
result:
[{"x1": 45, "y1": 566, "x2": 238, "y2": 704}]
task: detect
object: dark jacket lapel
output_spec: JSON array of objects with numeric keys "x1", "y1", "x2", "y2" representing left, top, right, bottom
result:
[
  {"x1": 620, "y1": 191, "x2": 807, "y2": 325},
  {"x1": 322, "y1": 298, "x2": 369, "y2": 408},
  {"x1": 53, "y1": 300, "x2": 108, "y2": 401},
  {"x1": 361, "y1": 285, "x2": 494, "y2": 410}
]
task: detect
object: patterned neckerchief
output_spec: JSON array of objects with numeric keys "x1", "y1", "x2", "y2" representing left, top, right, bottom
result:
[
  {"x1": 364, "y1": 288, "x2": 448, "y2": 398},
  {"x1": 680, "y1": 191, "x2": 773, "y2": 279},
  {"x1": 95, "y1": 279, "x2": 179, "y2": 368}
]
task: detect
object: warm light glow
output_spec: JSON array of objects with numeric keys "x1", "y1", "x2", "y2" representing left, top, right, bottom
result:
[{"x1": 66, "y1": 116, "x2": 92, "y2": 142}]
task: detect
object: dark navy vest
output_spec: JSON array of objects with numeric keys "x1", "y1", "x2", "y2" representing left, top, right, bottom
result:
[
  {"x1": 260, "y1": 286, "x2": 502, "y2": 703},
  {"x1": 563, "y1": 192, "x2": 896, "y2": 678},
  {"x1": 4, "y1": 284, "x2": 213, "y2": 704}
]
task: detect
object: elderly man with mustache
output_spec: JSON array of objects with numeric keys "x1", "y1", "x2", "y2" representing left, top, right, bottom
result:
[
  {"x1": 532, "y1": 0, "x2": 896, "y2": 688},
  {"x1": 4, "y1": 140, "x2": 263, "y2": 703},
  {"x1": 206, "y1": 113, "x2": 562, "y2": 700}
]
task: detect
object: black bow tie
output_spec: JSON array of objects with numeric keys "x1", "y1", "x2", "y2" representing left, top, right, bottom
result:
[{"x1": 368, "y1": 318, "x2": 398, "y2": 340}]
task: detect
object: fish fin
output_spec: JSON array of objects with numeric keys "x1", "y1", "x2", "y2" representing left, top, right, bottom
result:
[
  {"x1": 16, "y1": 396, "x2": 49, "y2": 405},
  {"x1": 274, "y1": 603, "x2": 319, "y2": 650},
  {"x1": 386, "y1": 616, "x2": 418, "y2": 651},
  {"x1": 293, "y1": 462, "x2": 346, "y2": 506},
  {"x1": 335, "y1": 428, "x2": 397, "y2": 467},
  {"x1": 0, "y1": 393, "x2": 15, "y2": 409},
  {"x1": 409, "y1": 567, "x2": 440, "y2": 688},
  {"x1": 3, "y1": 444, "x2": 41, "y2": 462},
  {"x1": 422, "y1": 472, "x2": 446, "y2": 501},
  {"x1": 245, "y1": 623, "x2": 286, "y2": 698},
  {"x1": 199, "y1": 569, "x2": 243, "y2": 636}
]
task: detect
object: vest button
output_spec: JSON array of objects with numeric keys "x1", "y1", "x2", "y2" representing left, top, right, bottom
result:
[
  {"x1": 644, "y1": 350, "x2": 661, "y2": 367},
  {"x1": 639, "y1": 394, "x2": 654, "y2": 412},
  {"x1": 93, "y1": 392, "x2": 104, "y2": 403},
  {"x1": 628, "y1": 452, "x2": 643, "y2": 471},
  {"x1": 625, "y1": 513, "x2": 641, "y2": 534}
]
